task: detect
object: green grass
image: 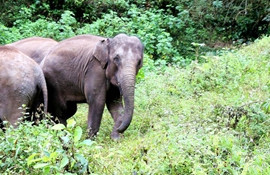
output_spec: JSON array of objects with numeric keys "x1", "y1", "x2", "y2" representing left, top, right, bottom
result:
[
  {"x1": 1, "y1": 36, "x2": 270, "y2": 174},
  {"x1": 70, "y1": 36, "x2": 270, "y2": 174}
]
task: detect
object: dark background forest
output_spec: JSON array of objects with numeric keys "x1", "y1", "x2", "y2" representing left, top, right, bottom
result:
[{"x1": 1, "y1": 0, "x2": 269, "y2": 65}]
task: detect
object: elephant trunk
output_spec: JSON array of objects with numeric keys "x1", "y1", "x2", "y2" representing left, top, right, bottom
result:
[{"x1": 117, "y1": 69, "x2": 136, "y2": 133}]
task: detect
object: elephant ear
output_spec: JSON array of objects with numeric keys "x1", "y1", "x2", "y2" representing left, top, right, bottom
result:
[{"x1": 93, "y1": 39, "x2": 110, "y2": 69}]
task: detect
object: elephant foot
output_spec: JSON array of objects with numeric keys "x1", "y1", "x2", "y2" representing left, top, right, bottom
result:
[
  {"x1": 110, "y1": 131, "x2": 121, "y2": 141},
  {"x1": 58, "y1": 117, "x2": 67, "y2": 126},
  {"x1": 88, "y1": 129, "x2": 98, "y2": 140}
]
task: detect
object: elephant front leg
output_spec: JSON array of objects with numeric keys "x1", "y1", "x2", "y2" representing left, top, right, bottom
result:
[
  {"x1": 87, "y1": 94, "x2": 106, "y2": 138},
  {"x1": 106, "y1": 85, "x2": 124, "y2": 140}
]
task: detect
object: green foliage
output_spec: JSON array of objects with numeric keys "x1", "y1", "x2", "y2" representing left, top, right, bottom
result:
[
  {"x1": 1, "y1": 0, "x2": 269, "y2": 64},
  {"x1": 0, "y1": 0, "x2": 269, "y2": 173},
  {"x1": 1, "y1": 36, "x2": 269, "y2": 174},
  {"x1": 144, "y1": 0, "x2": 270, "y2": 40},
  {"x1": 129, "y1": 36, "x2": 270, "y2": 174},
  {"x1": 0, "y1": 10, "x2": 78, "y2": 44},
  {"x1": 77, "y1": 7, "x2": 181, "y2": 63},
  {"x1": 0, "y1": 118, "x2": 93, "y2": 174}
]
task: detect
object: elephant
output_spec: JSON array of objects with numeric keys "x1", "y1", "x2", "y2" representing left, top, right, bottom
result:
[
  {"x1": 41, "y1": 34, "x2": 144, "y2": 140},
  {"x1": 7, "y1": 37, "x2": 58, "y2": 64},
  {"x1": 0, "y1": 46, "x2": 48, "y2": 127}
]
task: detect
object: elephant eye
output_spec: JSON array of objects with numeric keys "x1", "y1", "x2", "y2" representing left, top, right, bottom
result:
[{"x1": 114, "y1": 55, "x2": 120, "y2": 65}]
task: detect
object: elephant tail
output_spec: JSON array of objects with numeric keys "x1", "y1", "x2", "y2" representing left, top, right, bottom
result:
[{"x1": 39, "y1": 72, "x2": 48, "y2": 114}]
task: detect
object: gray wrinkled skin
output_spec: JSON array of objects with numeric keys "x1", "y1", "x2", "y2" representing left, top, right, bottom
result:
[
  {"x1": 7, "y1": 37, "x2": 58, "y2": 64},
  {"x1": 41, "y1": 34, "x2": 143, "y2": 140},
  {"x1": 0, "y1": 46, "x2": 48, "y2": 126}
]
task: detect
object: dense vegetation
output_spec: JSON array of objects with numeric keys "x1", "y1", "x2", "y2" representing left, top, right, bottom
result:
[
  {"x1": 0, "y1": 0, "x2": 269, "y2": 64},
  {"x1": 1, "y1": 36, "x2": 269, "y2": 174},
  {"x1": 0, "y1": 0, "x2": 270, "y2": 174}
]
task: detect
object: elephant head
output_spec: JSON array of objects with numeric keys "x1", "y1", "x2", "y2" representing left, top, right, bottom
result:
[{"x1": 93, "y1": 34, "x2": 144, "y2": 133}]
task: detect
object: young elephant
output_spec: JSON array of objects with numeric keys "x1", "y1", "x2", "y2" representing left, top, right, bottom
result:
[
  {"x1": 41, "y1": 34, "x2": 144, "y2": 140},
  {"x1": 7, "y1": 37, "x2": 58, "y2": 64},
  {"x1": 0, "y1": 46, "x2": 48, "y2": 127}
]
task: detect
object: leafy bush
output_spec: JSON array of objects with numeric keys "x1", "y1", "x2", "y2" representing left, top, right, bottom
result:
[
  {"x1": 1, "y1": 0, "x2": 269, "y2": 64},
  {"x1": 140, "y1": 0, "x2": 270, "y2": 41},
  {"x1": 77, "y1": 7, "x2": 182, "y2": 64},
  {"x1": 0, "y1": 118, "x2": 93, "y2": 174},
  {"x1": 0, "y1": 10, "x2": 78, "y2": 44}
]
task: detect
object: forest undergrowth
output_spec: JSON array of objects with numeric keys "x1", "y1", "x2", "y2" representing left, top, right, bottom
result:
[{"x1": 0, "y1": 36, "x2": 269, "y2": 174}]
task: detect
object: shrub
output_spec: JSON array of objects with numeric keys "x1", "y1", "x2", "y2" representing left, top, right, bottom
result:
[
  {"x1": 77, "y1": 7, "x2": 182, "y2": 64},
  {"x1": 0, "y1": 10, "x2": 78, "y2": 45},
  {"x1": 0, "y1": 118, "x2": 93, "y2": 174}
]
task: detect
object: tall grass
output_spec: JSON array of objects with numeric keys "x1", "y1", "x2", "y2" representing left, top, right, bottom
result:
[{"x1": 1, "y1": 36, "x2": 270, "y2": 174}]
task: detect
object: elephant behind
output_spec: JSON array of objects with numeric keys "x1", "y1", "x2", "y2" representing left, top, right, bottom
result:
[
  {"x1": 0, "y1": 46, "x2": 48, "y2": 127},
  {"x1": 41, "y1": 34, "x2": 144, "y2": 140},
  {"x1": 7, "y1": 37, "x2": 58, "y2": 64}
]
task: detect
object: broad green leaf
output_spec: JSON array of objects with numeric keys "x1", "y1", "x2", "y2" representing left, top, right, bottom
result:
[
  {"x1": 75, "y1": 153, "x2": 88, "y2": 165},
  {"x1": 41, "y1": 156, "x2": 50, "y2": 162},
  {"x1": 75, "y1": 153, "x2": 88, "y2": 173},
  {"x1": 27, "y1": 153, "x2": 39, "y2": 166},
  {"x1": 60, "y1": 155, "x2": 69, "y2": 168},
  {"x1": 74, "y1": 126, "x2": 82, "y2": 142},
  {"x1": 61, "y1": 135, "x2": 70, "y2": 144},
  {"x1": 51, "y1": 124, "x2": 65, "y2": 130},
  {"x1": 43, "y1": 166, "x2": 50, "y2": 174},
  {"x1": 33, "y1": 163, "x2": 50, "y2": 169},
  {"x1": 79, "y1": 139, "x2": 93, "y2": 147},
  {"x1": 67, "y1": 118, "x2": 76, "y2": 128},
  {"x1": 49, "y1": 151, "x2": 59, "y2": 162}
]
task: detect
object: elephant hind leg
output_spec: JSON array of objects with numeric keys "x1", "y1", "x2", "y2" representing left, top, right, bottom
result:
[
  {"x1": 63, "y1": 102, "x2": 77, "y2": 121},
  {"x1": 0, "y1": 101, "x2": 24, "y2": 127},
  {"x1": 46, "y1": 90, "x2": 67, "y2": 124},
  {"x1": 29, "y1": 89, "x2": 45, "y2": 122},
  {"x1": 0, "y1": 118, "x2": 3, "y2": 129},
  {"x1": 51, "y1": 104, "x2": 67, "y2": 125},
  {"x1": 49, "y1": 101, "x2": 77, "y2": 125}
]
